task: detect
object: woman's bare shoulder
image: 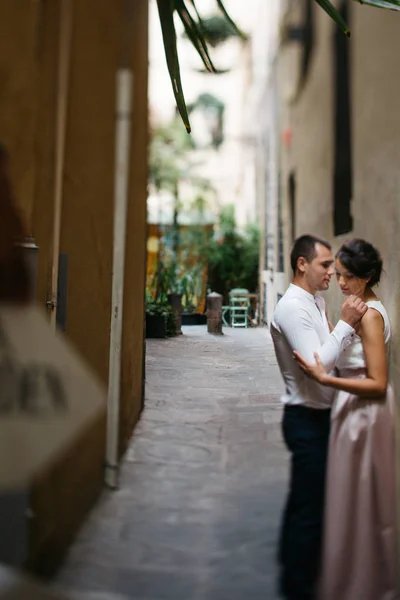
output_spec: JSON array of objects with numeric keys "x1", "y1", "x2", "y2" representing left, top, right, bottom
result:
[{"x1": 360, "y1": 305, "x2": 385, "y2": 332}]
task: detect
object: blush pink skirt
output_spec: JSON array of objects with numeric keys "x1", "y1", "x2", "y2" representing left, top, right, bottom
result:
[{"x1": 319, "y1": 369, "x2": 397, "y2": 600}]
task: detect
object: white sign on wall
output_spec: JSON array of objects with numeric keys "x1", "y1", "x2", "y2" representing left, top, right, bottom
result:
[{"x1": 0, "y1": 304, "x2": 106, "y2": 489}]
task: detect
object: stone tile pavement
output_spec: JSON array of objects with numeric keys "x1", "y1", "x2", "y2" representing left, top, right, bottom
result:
[{"x1": 54, "y1": 326, "x2": 288, "y2": 600}]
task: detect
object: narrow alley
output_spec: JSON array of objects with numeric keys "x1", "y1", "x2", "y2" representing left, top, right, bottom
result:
[{"x1": 54, "y1": 326, "x2": 288, "y2": 600}]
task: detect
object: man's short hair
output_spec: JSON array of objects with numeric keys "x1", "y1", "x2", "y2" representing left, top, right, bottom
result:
[{"x1": 290, "y1": 235, "x2": 331, "y2": 275}]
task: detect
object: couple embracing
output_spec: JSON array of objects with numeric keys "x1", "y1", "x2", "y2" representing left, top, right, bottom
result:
[{"x1": 271, "y1": 235, "x2": 396, "y2": 600}]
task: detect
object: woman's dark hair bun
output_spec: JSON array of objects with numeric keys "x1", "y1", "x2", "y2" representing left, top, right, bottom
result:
[{"x1": 336, "y1": 239, "x2": 383, "y2": 287}]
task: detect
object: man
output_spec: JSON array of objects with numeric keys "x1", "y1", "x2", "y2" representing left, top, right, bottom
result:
[{"x1": 270, "y1": 235, "x2": 367, "y2": 600}]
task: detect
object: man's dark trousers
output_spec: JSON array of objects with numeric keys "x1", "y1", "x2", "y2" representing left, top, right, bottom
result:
[{"x1": 278, "y1": 404, "x2": 331, "y2": 600}]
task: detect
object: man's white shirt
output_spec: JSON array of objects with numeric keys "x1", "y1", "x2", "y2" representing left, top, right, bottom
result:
[{"x1": 270, "y1": 284, "x2": 355, "y2": 409}]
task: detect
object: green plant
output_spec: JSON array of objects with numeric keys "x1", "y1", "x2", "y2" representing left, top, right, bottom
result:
[
  {"x1": 147, "y1": 261, "x2": 169, "y2": 301},
  {"x1": 177, "y1": 263, "x2": 205, "y2": 313},
  {"x1": 145, "y1": 293, "x2": 166, "y2": 316},
  {"x1": 156, "y1": 1, "x2": 400, "y2": 133},
  {"x1": 148, "y1": 132, "x2": 214, "y2": 312},
  {"x1": 149, "y1": 116, "x2": 203, "y2": 270},
  {"x1": 164, "y1": 307, "x2": 177, "y2": 337},
  {"x1": 206, "y1": 205, "x2": 260, "y2": 303},
  {"x1": 149, "y1": 244, "x2": 204, "y2": 313},
  {"x1": 145, "y1": 293, "x2": 176, "y2": 337}
]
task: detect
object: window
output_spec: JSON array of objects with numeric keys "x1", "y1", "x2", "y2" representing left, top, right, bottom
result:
[
  {"x1": 301, "y1": 0, "x2": 315, "y2": 85},
  {"x1": 278, "y1": 172, "x2": 284, "y2": 272},
  {"x1": 333, "y1": 0, "x2": 353, "y2": 235},
  {"x1": 288, "y1": 171, "x2": 296, "y2": 243}
]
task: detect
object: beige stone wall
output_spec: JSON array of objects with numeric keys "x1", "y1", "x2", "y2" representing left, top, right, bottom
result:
[
  {"x1": 289, "y1": 5, "x2": 334, "y2": 242},
  {"x1": 350, "y1": 4, "x2": 400, "y2": 385},
  {"x1": 349, "y1": 9, "x2": 400, "y2": 568},
  {"x1": 279, "y1": 1, "x2": 400, "y2": 572},
  {"x1": 283, "y1": 2, "x2": 400, "y2": 382}
]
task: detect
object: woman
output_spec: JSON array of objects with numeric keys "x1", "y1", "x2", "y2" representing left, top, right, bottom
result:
[{"x1": 294, "y1": 239, "x2": 396, "y2": 600}]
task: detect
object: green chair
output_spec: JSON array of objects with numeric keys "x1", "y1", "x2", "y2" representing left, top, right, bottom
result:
[
  {"x1": 229, "y1": 288, "x2": 250, "y2": 328},
  {"x1": 222, "y1": 305, "x2": 231, "y2": 326}
]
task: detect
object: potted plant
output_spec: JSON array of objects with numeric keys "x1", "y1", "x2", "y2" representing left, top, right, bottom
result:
[
  {"x1": 148, "y1": 250, "x2": 184, "y2": 336},
  {"x1": 145, "y1": 294, "x2": 176, "y2": 339},
  {"x1": 178, "y1": 265, "x2": 207, "y2": 325}
]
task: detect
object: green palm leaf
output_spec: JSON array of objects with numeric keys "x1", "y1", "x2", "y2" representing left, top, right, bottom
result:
[
  {"x1": 175, "y1": 0, "x2": 216, "y2": 73},
  {"x1": 189, "y1": 0, "x2": 207, "y2": 34},
  {"x1": 157, "y1": 0, "x2": 243, "y2": 133},
  {"x1": 315, "y1": 0, "x2": 350, "y2": 35},
  {"x1": 316, "y1": 0, "x2": 400, "y2": 35},
  {"x1": 156, "y1": 0, "x2": 191, "y2": 133},
  {"x1": 215, "y1": 0, "x2": 248, "y2": 40},
  {"x1": 355, "y1": 0, "x2": 400, "y2": 8}
]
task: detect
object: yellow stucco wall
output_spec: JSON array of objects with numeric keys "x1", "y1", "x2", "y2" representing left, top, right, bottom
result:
[{"x1": 0, "y1": 0, "x2": 148, "y2": 574}]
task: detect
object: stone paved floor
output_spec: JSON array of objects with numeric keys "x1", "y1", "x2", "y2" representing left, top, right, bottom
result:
[{"x1": 54, "y1": 326, "x2": 288, "y2": 600}]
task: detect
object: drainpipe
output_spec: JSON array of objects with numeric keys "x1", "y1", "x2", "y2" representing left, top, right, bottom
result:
[
  {"x1": 47, "y1": 0, "x2": 73, "y2": 327},
  {"x1": 104, "y1": 49, "x2": 133, "y2": 488}
]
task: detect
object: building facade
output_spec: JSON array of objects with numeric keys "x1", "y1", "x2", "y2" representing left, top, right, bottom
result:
[
  {"x1": 259, "y1": 0, "x2": 400, "y2": 358},
  {"x1": 258, "y1": 0, "x2": 400, "y2": 565},
  {"x1": 253, "y1": 0, "x2": 287, "y2": 323},
  {"x1": 0, "y1": 0, "x2": 148, "y2": 573}
]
